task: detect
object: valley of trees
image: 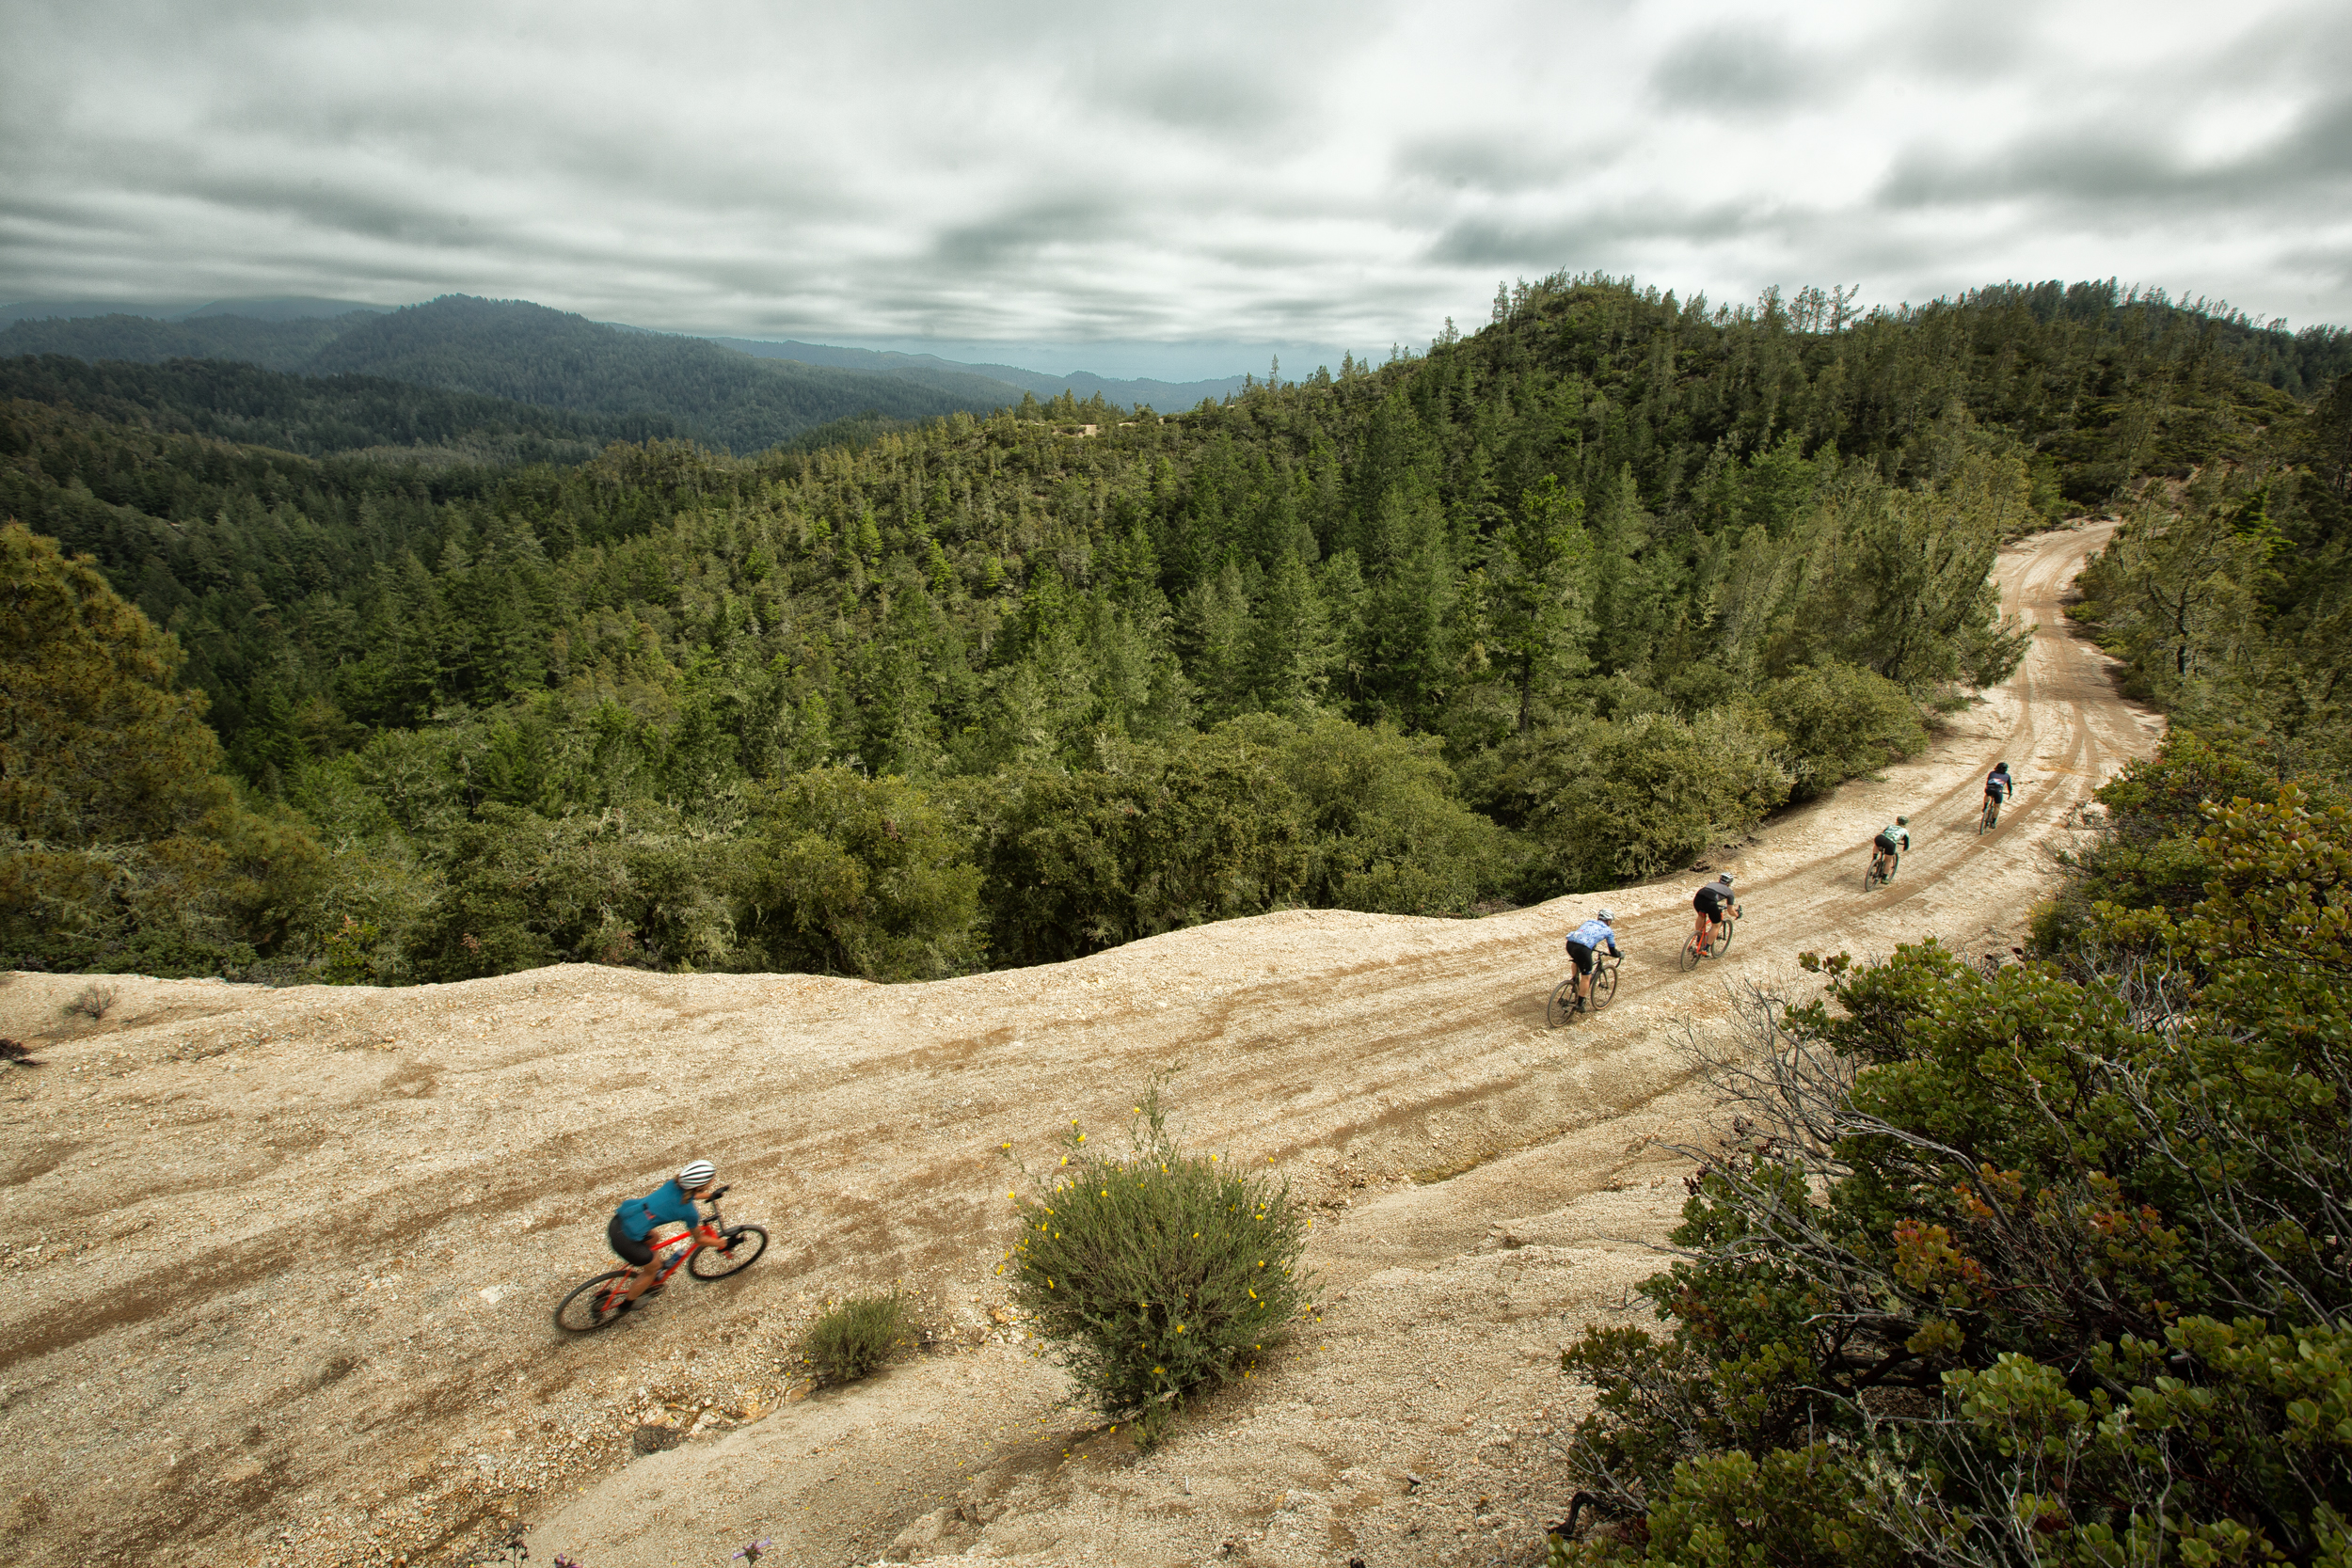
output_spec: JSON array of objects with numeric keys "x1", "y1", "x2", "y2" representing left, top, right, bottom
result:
[{"x1": 1, "y1": 273, "x2": 2344, "y2": 989}]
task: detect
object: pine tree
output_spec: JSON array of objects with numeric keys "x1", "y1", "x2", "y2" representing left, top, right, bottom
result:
[{"x1": 1484, "y1": 475, "x2": 1592, "y2": 732}]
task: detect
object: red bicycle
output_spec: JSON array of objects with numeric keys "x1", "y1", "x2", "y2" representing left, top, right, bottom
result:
[{"x1": 554, "y1": 1185, "x2": 768, "y2": 1333}]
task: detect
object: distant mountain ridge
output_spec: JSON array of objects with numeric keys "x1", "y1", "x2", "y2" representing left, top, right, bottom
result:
[
  {"x1": 705, "y1": 337, "x2": 1248, "y2": 412},
  {"x1": 0, "y1": 296, "x2": 1022, "y2": 452},
  {"x1": 0, "y1": 296, "x2": 1252, "y2": 445},
  {"x1": 0, "y1": 295, "x2": 385, "y2": 325}
]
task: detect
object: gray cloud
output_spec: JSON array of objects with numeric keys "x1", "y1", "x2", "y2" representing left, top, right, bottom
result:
[
  {"x1": 2, "y1": 0, "x2": 2348, "y2": 378},
  {"x1": 1647, "y1": 28, "x2": 1819, "y2": 114}
]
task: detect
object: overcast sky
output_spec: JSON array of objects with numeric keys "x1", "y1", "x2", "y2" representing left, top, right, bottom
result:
[{"x1": 4, "y1": 0, "x2": 2349, "y2": 378}]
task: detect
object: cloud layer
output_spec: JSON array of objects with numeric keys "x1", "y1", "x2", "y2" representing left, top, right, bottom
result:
[{"x1": 4, "y1": 0, "x2": 2348, "y2": 375}]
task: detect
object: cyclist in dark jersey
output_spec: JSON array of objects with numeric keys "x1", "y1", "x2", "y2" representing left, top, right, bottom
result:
[
  {"x1": 1985, "y1": 763, "x2": 2013, "y2": 806},
  {"x1": 609, "y1": 1160, "x2": 723, "y2": 1309},
  {"x1": 1691, "y1": 874, "x2": 1738, "y2": 958}
]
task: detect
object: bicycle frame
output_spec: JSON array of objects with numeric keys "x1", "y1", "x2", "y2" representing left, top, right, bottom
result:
[{"x1": 612, "y1": 1194, "x2": 730, "y2": 1298}]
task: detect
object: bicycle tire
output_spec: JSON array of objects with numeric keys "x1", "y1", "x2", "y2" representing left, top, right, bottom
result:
[
  {"x1": 1679, "y1": 934, "x2": 1702, "y2": 972},
  {"x1": 1864, "y1": 858, "x2": 1883, "y2": 891},
  {"x1": 689, "y1": 1226, "x2": 768, "y2": 1280},
  {"x1": 1980, "y1": 800, "x2": 1998, "y2": 833},
  {"x1": 554, "y1": 1269, "x2": 632, "y2": 1333},
  {"x1": 1710, "y1": 919, "x2": 1735, "y2": 958},
  {"x1": 1547, "y1": 979, "x2": 1580, "y2": 1028},
  {"x1": 1590, "y1": 960, "x2": 1619, "y2": 1010}
]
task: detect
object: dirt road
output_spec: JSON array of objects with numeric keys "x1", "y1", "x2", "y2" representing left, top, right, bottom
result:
[{"x1": 0, "y1": 524, "x2": 2157, "y2": 1568}]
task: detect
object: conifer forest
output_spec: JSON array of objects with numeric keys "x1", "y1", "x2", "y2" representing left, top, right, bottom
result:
[{"x1": 4, "y1": 274, "x2": 2347, "y2": 984}]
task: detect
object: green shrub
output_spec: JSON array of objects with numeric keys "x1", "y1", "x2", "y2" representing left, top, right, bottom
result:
[
  {"x1": 1238, "y1": 712, "x2": 1510, "y2": 914},
  {"x1": 959, "y1": 733, "x2": 1311, "y2": 968},
  {"x1": 736, "y1": 767, "x2": 984, "y2": 980},
  {"x1": 403, "y1": 802, "x2": 744, "y2": 981},
  {"x1": 1002, "y1": 1090, "x2": 1313, "y2": 1448},
  {"x1": 1756, "y1": 661, "x2": 1926, "y2": 800},
  {"x1": 1503, "y1": 707, "x2": 1791, "y2": 895},
  {"x1": 1550, "y1": 743, "x2": 2352, "y2": 1565},
  {"x1": 803, "y1": 1291, "x2": 910, "y2": 1384}
]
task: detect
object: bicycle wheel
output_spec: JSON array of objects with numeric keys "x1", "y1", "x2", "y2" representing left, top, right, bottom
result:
[
  {"x1": 1710, "y1": 919, "x2": 1735, "y2": 958},
  {"x1": 1547, "y1": 979, "x2": 1581, "y2": 1027},
  {"x1": 554, "y1": 1270, "x2": 631, "y2": 1333},
  {"x1": 1980, "y1": 800, "x2": 1998, "y2": 833},
  {"x1": 1863, "y1": 858, "x2": 1883, "y2": 891},
  {"x1": 1679, "y1": 934, "x2": 1702, "y2": 972},
  {"x1": 1590, "y1": 961, "x2": 1619, "y2": 1011},
  {"x1": 689, "y1": 1226, "x2": 768, "y2": 1280}
]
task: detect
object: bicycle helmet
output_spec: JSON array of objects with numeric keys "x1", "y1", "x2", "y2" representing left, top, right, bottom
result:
[
  {"x1": 678, "y1": 1160, "x2": 717, "y2": 1190},
  {"x1": 1716, "y1": 873, "x2": 1734, "y2": 886},
  {"x1": 1897, "y1": 816, "x2": 1909, "y2": 825},
  {"x1": 1596, "y1": 909, "x2": 1616, "y2": 924}
]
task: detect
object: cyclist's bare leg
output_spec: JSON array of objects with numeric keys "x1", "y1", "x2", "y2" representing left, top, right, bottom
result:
[
  {"x1": 1692, "y1": 911, "x2": 1712, "y2": 950},
  {"x1": 620, "y1": 1259, "x2": 661, "y2": 1301}
]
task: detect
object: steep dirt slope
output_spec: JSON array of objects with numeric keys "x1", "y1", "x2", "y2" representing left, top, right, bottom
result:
[{"x1": 0, "y1": 524, "x2": 2154, "y2": 1568}]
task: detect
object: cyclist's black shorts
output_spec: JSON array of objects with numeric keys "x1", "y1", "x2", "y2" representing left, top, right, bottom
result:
[
  {"x1": 1565, "y1": 939, "x2": 1596, "y2": 975},
  {"x1": 1694, "y1": 889, "x2": 1732, "y2": 917},
  {"x1": 608, "y1": 1212, "x2": 654, "y2": 1267},
  {"x1": 1874, "y1": 832, "x2": 1899, "y2": 856}
]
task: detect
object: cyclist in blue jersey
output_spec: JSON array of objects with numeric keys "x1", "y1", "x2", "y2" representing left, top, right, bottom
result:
[
  {"x1": 1563, "y1": 910, "x2": 1622, "y2": 1013},
  {"x1": 609, "y1": 1160, "x2": 724, "y2": 1309}
]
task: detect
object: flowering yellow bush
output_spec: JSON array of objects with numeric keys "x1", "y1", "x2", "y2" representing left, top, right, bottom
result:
[{"x1": 1000, "y1": 1087, "x2": 1312, "y2": 1447}]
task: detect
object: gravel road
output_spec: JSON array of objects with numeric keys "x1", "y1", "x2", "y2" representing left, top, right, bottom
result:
[{"x1": 0, "y1": 522, "x2": 2157, "y2": 1568}]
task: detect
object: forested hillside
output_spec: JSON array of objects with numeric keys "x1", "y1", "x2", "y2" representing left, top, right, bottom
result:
[
  {"x1": 1, "y1": 273, "x2": 2339, "y2": 984},
  {"x1": 0, "y1": 355, "x2": 684, "y2": 464},
  {"x1": 0, "y1": 296, "x2": 1024, "y2": 451}
]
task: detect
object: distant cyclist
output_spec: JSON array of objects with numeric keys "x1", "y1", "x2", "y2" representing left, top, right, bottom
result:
[
  {"x1": 1563, "y1": 910, "x2": 1623, "y2": 1013},
  {"x1": 1691, "y1": 874, "x2": 1739, "y2": 958},
  {"x1": 609, "y1": 1160, "x2": 724, "y2": 1310},
  {"x1": 1985, "y1": 763, "x2": 2014, "y2": 809},
  {"x1": 1872, "y1": 816, "x2": 1911, "y2": 881}
]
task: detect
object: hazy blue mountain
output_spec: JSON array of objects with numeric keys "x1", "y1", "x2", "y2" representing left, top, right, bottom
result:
[
  {"x1": 707, "y1": 336, "x2": 1247, "y2": 411},
  {"x1": 0, "y1": 294, "x2": 1028, "y2": 451},
  {"x1": 298, "y1": 295, "x2": 1017, "y2": 451},
  {"x1": 0, "y1": 292, "x2": 1253, "y2": 448}
]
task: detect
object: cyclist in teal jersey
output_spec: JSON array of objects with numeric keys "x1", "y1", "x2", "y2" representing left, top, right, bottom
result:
[{"x1": 609, "y1": 1160, "x2": 723, "y2": 1309}]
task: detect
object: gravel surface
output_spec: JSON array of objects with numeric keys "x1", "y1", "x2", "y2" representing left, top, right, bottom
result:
[{"x1": 0, "y1": 524, "x2": 2155, "y2": 1568}]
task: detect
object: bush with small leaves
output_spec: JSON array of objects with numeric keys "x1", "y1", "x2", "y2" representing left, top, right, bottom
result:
[
  {"x1": 803, "y1": 1291, "x2": 909, "y2": 1384},
  {"x1": 1001, "y1": 1086, "x2": 1313, "y2": 1448},
  {"x1": 1549, "y1": 733, "x2": 2352, "y2": 1565}
]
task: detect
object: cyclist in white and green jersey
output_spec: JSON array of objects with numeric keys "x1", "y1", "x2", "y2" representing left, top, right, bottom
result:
[{"x1": 1872, "y1": 816, "x2": 1911, "y2": 879}]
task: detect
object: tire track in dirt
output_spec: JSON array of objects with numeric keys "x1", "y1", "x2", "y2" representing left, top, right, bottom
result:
[{"x1": 0, "y1": 525, "x2": 2157, "y2": 1568}]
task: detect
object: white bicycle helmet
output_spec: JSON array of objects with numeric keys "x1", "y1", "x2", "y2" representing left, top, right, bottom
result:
[
  {"x1": 678, "y1": 1160, "x2": 717, "y2": 1190},
  {"x1": 1596, "y1": 909, "x2": 1616, "y2": 924},
  {"x1": 1717, "y1": 873, "x2": 1734, "y2": 886}
]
